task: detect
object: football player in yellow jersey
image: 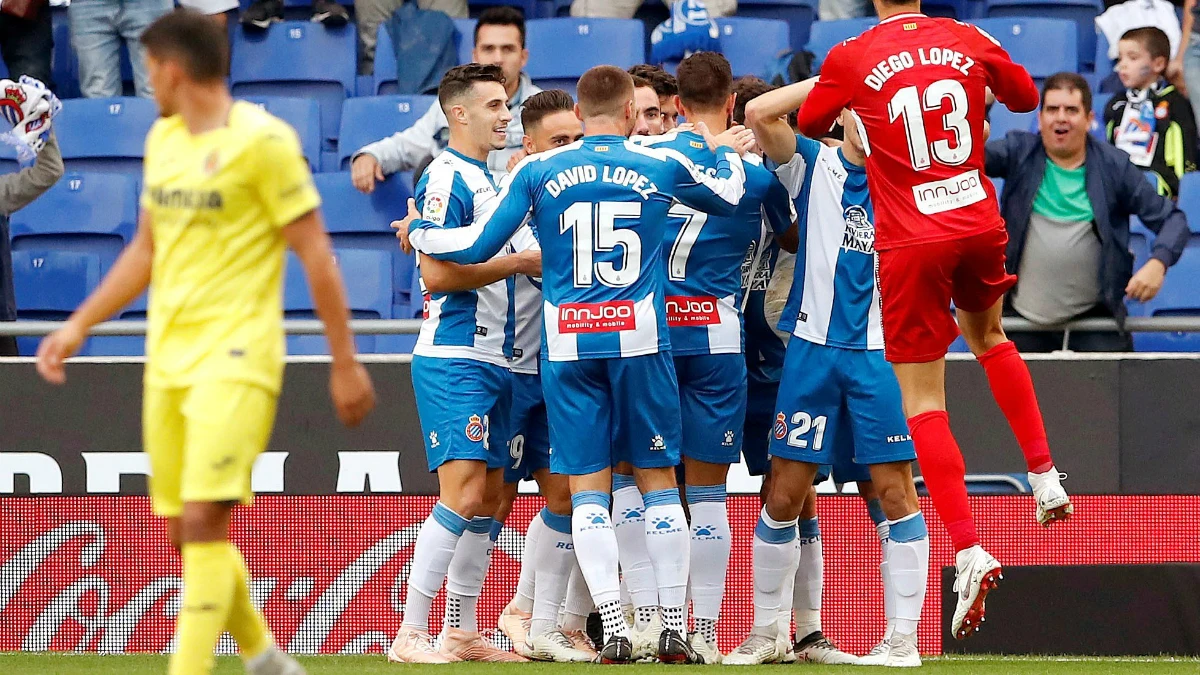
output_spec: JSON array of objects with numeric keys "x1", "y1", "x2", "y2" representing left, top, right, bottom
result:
[{"x1": 35, "y1": 10, "x2": 375, "y2": 675}]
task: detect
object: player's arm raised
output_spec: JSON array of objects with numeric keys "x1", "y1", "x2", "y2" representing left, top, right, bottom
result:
[
  {"x1": 36, "y1": 211, "x2": 154, "y2": 384},
  {"x1": 745, "y1": 78, "x2": 819, "y2": 165},
  {"x1": 664, "y1": 129, "x2": 749, "y2": 216},
  {"x1": 283, "y1": 211, "x2": 375, "y2": 427}
]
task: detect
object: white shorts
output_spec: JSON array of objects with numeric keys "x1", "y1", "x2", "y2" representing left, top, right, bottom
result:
[{"x1": 178, "y1": 0, "x2": 238, "y2": 14}]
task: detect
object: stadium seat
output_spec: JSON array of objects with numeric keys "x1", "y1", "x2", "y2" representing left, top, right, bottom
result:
[
  {"x1": 922, "y1": 0, "x2": 972, "y2": 18},
  {"x1": 991, "y1": 176, "x2": 1004, "y2": 196},
  {"x1": 1091, "y1": 92, "x2": 1112, "y2": 138},
  {"x1": 11, "y1": 250, "x2": 102, "y2": 355},
  {"x1": 453, "y1": 18, "x2": 478, "y2": 64},
  {"x1": 1133, "y1": 242, "x2": 1200, "y2": 351},
  {"x1": 313, "y1": 171, "x2": 416, "y2": 316},
  {"x1": 988, "y1": 103, "x2": 1036, "y2": 139},
  {"x1": 972, "y1": 18, "x2": 1079, "y2": 82},
  {"x1": 284, "y1": 249, "x2": 392, "y2": 354},
  {"x1": 525, "y1": 18, "x2": 644, "y2": 94},
  {"x1": 713, "y1": 18, "x2": 791, "y2": 79},
  {"x1": 806, "y1": 18, "x2": 877, "y2": 68},
  {"x1": 734, "y1": 0, "x2": 817, "y2": 50},
  {"x1": 54, "y1": 97, "x2": 158, "y2": 174},
  {"x1": 984, "y1": 0, "x2": 1101, "y2": 70},
  {"x1": 9, "y1": 172, "x2": 139, "y2": 267},
  {"x1": 468, "y1": 0, "x2": 539, "y2": 18},
  {"x1": 1174, "y1": 172, "x2": 1200, "y2": 234},
  {"x1": 239, "y1": 96, "x2": 322, "y2": 171},
  {"x1": 230, "y1": 22, "x2": 357, "y2": 162},
  {"x1": 337, "y1": 96, "x2": 437, "y2": 170},
  {"x1": 374, "y1": 20, "x2": 476, "y2": 95}
]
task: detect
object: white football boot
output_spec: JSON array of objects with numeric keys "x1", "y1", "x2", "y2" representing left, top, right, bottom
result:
[
  {"x1": 1029, "y1": 468, "x2": 1073, "y2": 526},
  {"x1": 794, "y1": 630, "x2": 860, "y2": 665},
  {"x1": 951, "y1": 545, "x2": 1003, "y2": 640},
  {"x1": 246, "y1": 646, "x2": 306, "y2": 675},
  {"x1": 630, "y1": 612, "x2": 662, "y2": 662},
  {"x1": 526, "y1": 630, "x2": 595, "y2": 662},
  {"x1": 857, "y1": 637, "x2": 891, "y2": 666},
  {"x1": 688, "y1": 631, "x2": 723, "y2": 664},
  {"x1": 723, "y1": 633, "x2": 783, "y2": 665},
  {"x1": 883, "y1": 631, "x2": 921, "y2": 668}
]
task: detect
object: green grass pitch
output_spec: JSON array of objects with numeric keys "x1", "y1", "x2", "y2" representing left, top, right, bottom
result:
[{"x1": 3, "y1": 654, "x2": 1200, "y2": 674}]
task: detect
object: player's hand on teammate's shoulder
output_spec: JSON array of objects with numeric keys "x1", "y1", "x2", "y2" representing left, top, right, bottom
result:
[
  {"x1": 511, "y1": 249, "x2": 542, "y2": 277},
  {"x1": 351, "y1": 154, "x2": 384, "y2": 195},
  {"x1": 392, "y1": 198, "x2": 421, "y2": 255},
  {"x1": 698, "y1": 121, "x2": 756, "y2": 156},
  {"x1": 330, "y1": 359, "x2": 375, "y2": 427},
  {"x1": 1126, "y1": 259, "x2": 1167, "y2": 302},
  {"x1": 35, "y1": 320, "x2": 87, "y2": 385},
  {"x1": 507, "y1": 149, "x2": 528, "y2": 173}
]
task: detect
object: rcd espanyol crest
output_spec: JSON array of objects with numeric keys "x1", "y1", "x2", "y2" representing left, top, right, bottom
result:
[{"x1": 841, "y1": 205, "x2": 875, "y2": 255}]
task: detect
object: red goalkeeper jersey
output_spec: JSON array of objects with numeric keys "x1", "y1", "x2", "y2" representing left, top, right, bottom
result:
[{"x1": 796, "y1": 13, "x2": 1039, "y2": 250}]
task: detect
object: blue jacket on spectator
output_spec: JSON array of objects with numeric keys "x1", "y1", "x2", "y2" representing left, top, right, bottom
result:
[{"x1": 985, "y1": 130, "x2": 1190, "y2": 324}]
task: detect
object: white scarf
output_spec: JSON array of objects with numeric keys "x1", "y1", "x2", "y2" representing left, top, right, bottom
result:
[{"x1": 0, "y1": 76, "x2": 62, "y2": 164}]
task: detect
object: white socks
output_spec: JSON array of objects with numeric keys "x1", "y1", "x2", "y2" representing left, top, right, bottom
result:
[
  {"x1": 530, "y1": 507, "x2": 575, "y2": 639},
  {"x1": 561, "y1": 562, "x2": 593, "y2": 632},
  {"x1": 886, "y1": 512, "x2": 929, "y2": 636},
  {"x1": 612, "y1": 474, "x2": 659, "y2": 624},
  {"x1": 402, "y1": 502, "x2": 467, "y2": 631},
  {"x1": 752, "y1": 506, "x2": 798, "y2": 636},
  {"x1": 793, "y1": 517, "x2": 823, "y2": 639},
  {"x1": 642, "y1": 488, "x2": 690, "y2": 634},
  {"x1": 572, "y1": 490, "x2": 629, "y2": 641},
  {"x1": 444, "y1": 516, "x2": 495, "y2": 632},
  {"x1": 868, "y1": 498, "x2": 895, "y2": 639},
  {"x1": 515, "y1": 510, "x2": 545, "y2": 614},
  {"x1": 686, "y1": 484, "x2": 731, "y2": 645}
]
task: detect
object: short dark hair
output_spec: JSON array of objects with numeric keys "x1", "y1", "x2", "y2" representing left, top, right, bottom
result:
[
  {"x1": 628, "y1": 64, "x2": 678, "y2": 99},
  {"x1": 577, "y1": 65, "x2": 634, "y2": 119},
  {"x1": 475, "y1": 6, "x2": 526, "y2": 47},
  {"x1": 1120, "y1": 26, "x2": 1172, "y2": 63},
  {"x1": 731, "y1": 76, "x2": 776, "y2": 125},
  {"x1": 139, "y1": 9, "x2": 228, "y2": 82},
  {"x1": 522, "y1": 89, "x2": 575, "y2": 130},
  {"x1": 438, "y1": 63, "x2": 506, "y2": 113},
  {"x1": 1040, "y1": 72, "x2": 1092, "y2": 112},
  {"x1": 677, "y1": 52, "x2": 733, "y2": 112}
]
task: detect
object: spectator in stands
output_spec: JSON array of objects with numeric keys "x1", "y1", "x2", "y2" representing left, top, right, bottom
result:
[
  {"x1": 1105, "y1": 27, "x2": 1198, "y2": 198},
  {"x1": 69, "y1": 0, "x2": 171, "y2": 99},
  {"x1": 986, "y1": 73, "x2": 1190, "y2": 352},
  {"x1": 177, "y1": 0, "x2": 237, "y2": 30},
  {"x1": 351, "y1": 7, "x2": 540, "y2": 192},
  {"x1": 357, "y1": 0, "x2": 468, "y2": 76},
  {"x1": 0, "y1": 132, "x2": 63, "y2": 357},
  {"x1": 0, "y1": 9, "x2": 54, "y2": 90},
  {"x1": 1180, "y1": 0, "x2": 1200, "y2": 112},
  {"x1": 629, "y1": 64, "x2": 679, "y2": 131},
  {"x1": 240, "y1": 0, "x2": 349, "y2": 30},
  {"x1": 819, "y1": 0, "x2": 872, "y2": 20},
  {"x1": 571, "y1": 0, "x2": 736, "y2": 19}
]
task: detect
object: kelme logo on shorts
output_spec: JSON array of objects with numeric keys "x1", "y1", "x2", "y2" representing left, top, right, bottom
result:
[
  {"x1": 465, "y1": 414, "x2": 486, "y2": 443},
  {"x1": 773, "y1": 413, "x2": 788, "y2": 440}
]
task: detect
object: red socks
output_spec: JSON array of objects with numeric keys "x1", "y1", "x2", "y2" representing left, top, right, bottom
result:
[
  {"x1": 908, "y1": 410, "x2": 978, "y2": 553},
  {"x1": 978, "y1": 341, "x2": 1054, "y2": 474}
]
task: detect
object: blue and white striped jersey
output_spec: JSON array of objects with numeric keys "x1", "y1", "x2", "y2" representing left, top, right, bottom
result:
[
  {"x1": 413, "y1": 148, "x2": 515, "y2": 366},
  {"x1": 639, "y1": 130, "x2": 794, "y2": 355},
  {"x1": 508, "y1": 224, "x2": 542, "y2": 375},
  {"x1": 407, "y1": 134, "x2": 746, "y2": 362},
  {"x1": 775, "y1": 135, "x2": 883, "y2": 351}
]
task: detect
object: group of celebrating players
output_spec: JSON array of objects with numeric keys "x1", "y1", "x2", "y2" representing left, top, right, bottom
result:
[{"x1": 32, "y1": 0, "x2": 1081, "y2": 673}]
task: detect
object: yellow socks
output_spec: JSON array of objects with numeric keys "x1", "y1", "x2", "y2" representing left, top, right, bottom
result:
[{"x1": 169, "y1": 541, "x2": 272, "y2": 675}]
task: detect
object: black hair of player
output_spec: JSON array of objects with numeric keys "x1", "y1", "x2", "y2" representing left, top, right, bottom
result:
[
  {"x1": 139, "y1": 9, "x2": 229, "y2": 83},
  {"x1": 475, "y1": 6, "x2": 526, "y2": 47},
  {"x1": 438, "y1": 63, "x2": 507, "y2": 113},
  {"x1": 522, "y1": 89, "x2": 575, "y2": 131},
  {"x1": 1040, "y1": 72, "x2": 1092, "y2": 112},
  {"x1": 628, "y1": 64, "x2": 679, "y2": 99},
  {"x1": 1120, "y1": 26, "x2": 1172, "y2": 65},
  {"x1": 677, "y1": 52, "x2": 734, "y2": 112},
  {"x1": 578, "y1": 65, "x2": 635, "y2": 119},
  {"x1": 731, "y1": 75, "x2": 776, "y2": 125}
]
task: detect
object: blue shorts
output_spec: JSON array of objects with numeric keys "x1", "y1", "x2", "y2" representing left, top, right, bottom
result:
[
  {"x1": 506, "y1": 371, "x2": 550, "y2": 484},
  {"x1": 814, "y1": 412, "x2": 872, "y2": 484},
  {"x1": 676, "y1": 353, "x2": 747, "y2": 466},
  {"x1": 770, "y1": 339, "x2": 915, "y2": 470},
  {"x1": 411, "y1": 355, "x2": 511, "y2": 472},
  {"x1": 543, "y1": 351, "x2": 683, "y2": 476},
  {"x1": 743, "y1": 378, "x2": 779, "y2": 476}
]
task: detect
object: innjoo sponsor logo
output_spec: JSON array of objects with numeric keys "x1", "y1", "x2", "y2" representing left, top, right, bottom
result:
[
  {"x1": 911, "y1": 169, "x2": 987, "y2": 215},
  {"x1": 665, "y1": 295, "x2": 720, "y2": 327},
  {"x1": 558, "y1": 301, "x2": 636, "y2": 334}
]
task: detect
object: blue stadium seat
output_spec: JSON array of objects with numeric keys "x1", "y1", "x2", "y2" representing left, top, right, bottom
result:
[
  {"x1": 12, "y1": 250, "x2": 102, "y2": 355},
  {"x1": 338, "y1": 96, "x2": 437, "y2": 170},
  {"x1": 525, "y1": 18, "x2": 644, "y2": 94},
  {"x1": 806, "y1": 18, "x2": 877, "y2": 68},
  {"x1": 923, "y1": 0, "x2": 972, "y2": 18},
  {"x1": 984, "y1": 0, "x2": 1101, "y2": 70},
  {"x1": 989, "y1": 103, "x2": 1036, "y2": 139},
  {"x1": 1174, "y1": 172, "x2": 1200, "y2": 234},
  {"x1": 734, "y1": 0, "x2": 817, "y2": 50},
  {"x1": 991, "y1": 176, "x2": 1004, "y2": 196},
  {"x1": 9, "y1": 172, "x2": 139, "y2": 268},
  {"x1": 54, "y1": 97, "x2": 157, "y2": 174},
  {"x1": 1133, "y1": 242, "x2": 1200, "y2": 351},
  {"x1": 972, "y1": 18, "x2": 1079, "y2": 81},
  {"x1": 1091, "y1": 91, "x2": 1112, "y2": 138},
  {"x1": 239, "y1": 96, "x2": 322, "y2": 171},
  {"x1": 714, "y1": 18, "x2": 791, "y2": 79},
  {"x1": 284, "y1": 249, "x2": 392, "y2": 354},
  {"x1": 374, "y1": 20, "x2": 476, "y2": 95},
  {"x1": 468, "y1": 0, "x2": 539, "y2": 17},
  {"x1": 230, "y1": 22, "x2": 356, "y2": 161},
  {"x1": 313, "y1": 171, "x2": 416, "y2": 315}
]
